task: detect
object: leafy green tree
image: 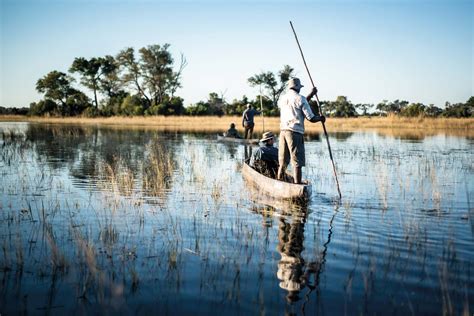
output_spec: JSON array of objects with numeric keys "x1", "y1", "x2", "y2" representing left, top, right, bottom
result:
[
  {"x1": 29, "y1": 99, "x2": 58, "y2": 116},
  {"x1": 254, "y1": 95, "x2": 276, "y2": 116},
  {"x1": 224, "y1": 96, "x2": 250, "y2": 115},
  {"x1": 185, "y1": 93, "x2": 225, "y2": 116},
  {"x1": 64, "y1": 92, "x2": 91, "y2": 116},
  {"x1": 185, "y1": 101, "x2": 212, "y2": 116},
  {"x1": 0, "y1": 106, "x2": 28, "y2": 115},
  {"x1": 466, "y1": 96, "x2": 474, "y2": 109},
  {"x1": 248, "y1": 65, "x2": 294, "y2": 109},
  {"x1": 120, "y1": 95, "x2": 144, "y2": 116},
  {"x1": 207, "y1": 92, "x2": 224, "y2": 116},
  {"x1": 322, "y1": 96, "x2": 357, "y2": 117},
  {"x1": 139, "y1": 44, "x2": 187, "y2": 105},
  {"x1": 355, "y1": 103, "x2": 373, "y2": 116},
  {"x1": 99, "y1": 55, "x2": 124, "y2": 98},
  {"x1": 443, "y1": 97, "x2": 473, "y2": 117},
  {"x1": 400, "y1": 103, "x2": 426, "y2": 117},
  {"x1": 82, "y1": 106, "x2": 100, "y2": 117},
  {"x1": 117, "y1": 44, "x2": 186, "y2": 111},
  {"x1": 116, "y1": 47, "x2": 152, "y2": 108},
  {"x1": 139, "y1": 44, "x2": 174, "y2": 107},
  {"x1": 35, "y1": 71, "x2": 90, "y2": 115},
  {"x1": 146, "y1": 96, "x2": 185, "y2": 116},
  {"x1": 376, "y1": 99, "x2": 408, "y2": 115},
  {"x1": 36, "y1": 71, "x2": 76, "y2": 106},
  {"x1": 165, "y1": 53, "x2": 187, "y2": 98},
  {"x1": 166, "y1": 97, "x2": 185, "y2": 115},
  {"x1": 69, "y1": 56, "x2": 116, "y2": 108},
  {"x1": 424, "y1": 104, "x2": 443, "y2": 117},
  {"x1": 100, "y1": 91, "x2": 129, "y2": 116},
  {"x1": 375, "y1": 100, "x2": 388, "y2": 115}
]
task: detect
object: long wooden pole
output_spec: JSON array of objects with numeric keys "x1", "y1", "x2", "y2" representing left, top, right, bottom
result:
[
  {"x1": 259, "y1": 84, "x2": 265, "y2": 134},
  {"x1": 290, "y1": 21, "x2": 342, "y2": 199}
]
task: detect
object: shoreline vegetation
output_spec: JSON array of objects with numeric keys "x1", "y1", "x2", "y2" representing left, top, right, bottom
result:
[{"x1": 1, "y1": 115, "x2": 473, "y2": 137}]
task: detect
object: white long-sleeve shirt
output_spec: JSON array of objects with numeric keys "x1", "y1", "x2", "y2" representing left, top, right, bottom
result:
[{"x1": 278, "y1": 89, "x2": 316, "y2": 134}]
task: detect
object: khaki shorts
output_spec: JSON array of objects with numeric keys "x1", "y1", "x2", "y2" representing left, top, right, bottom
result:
[{"x1": 278, "y1": 130, "x2": 305, "y2": 168}]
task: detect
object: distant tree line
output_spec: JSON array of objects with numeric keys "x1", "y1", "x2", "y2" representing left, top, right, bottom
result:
[
  {"x1": 0, "y1": 106, "x2": 29, "y2": 115},
  {"x1": 2, "y1": 52, "x2": 473, "y2": 118},
  {"x1": 29, "y1": 43, "x2": 187, "y2": 117},
  {"x1": 242, "y1": 66, "x2": 473, "y2": 118},
  {"x1": 315, "y1": 96, "x2": 473, "y2": 118}
]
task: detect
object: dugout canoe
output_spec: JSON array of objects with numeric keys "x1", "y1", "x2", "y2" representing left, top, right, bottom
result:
[
  {"x1": 217, "y1": 134, "x2": 259, "y2": 145},
  {"x1": 242, "y1": 161, "x2": 312, "y2": 200}
]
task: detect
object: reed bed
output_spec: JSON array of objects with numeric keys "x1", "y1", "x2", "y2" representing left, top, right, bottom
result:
[
  {"x1": 1, "y1": 115, "x2": 473, "y2": 137},
  {"x1": 0, "y1": 123, "x2": 472, "y2": 314}
]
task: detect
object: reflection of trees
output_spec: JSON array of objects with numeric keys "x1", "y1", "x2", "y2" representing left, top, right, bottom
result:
[
  {"x1": 328, "y1": 132, "x2": 354, "y2": 142},
  {"x1": 304, "y1": 132, "x2": 322, "y2": 142},
  {"x1": 25, "y1": 124, "x2": 181, "y2": 200},
  {"x1": 378, "y1": 131, "x2": 425, "y2": 142},
  {"x1": 25, "y1": 124, "x2": 92, "y2": 170},
  {"x1": 306, "y1": 132, "x2": 356, "y2": 142}
]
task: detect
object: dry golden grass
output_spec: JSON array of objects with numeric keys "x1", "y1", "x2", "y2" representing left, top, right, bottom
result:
[{"x1": 1, "y1": 115, "x2": 473, "y2": 137}]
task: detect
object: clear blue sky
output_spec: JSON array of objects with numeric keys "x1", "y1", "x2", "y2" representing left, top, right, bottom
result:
[{"x1": 1, "y1": 0, "x2": 472, "y2": 108}]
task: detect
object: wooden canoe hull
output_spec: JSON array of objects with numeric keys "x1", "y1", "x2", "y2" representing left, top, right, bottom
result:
[
  {"x1": 242, "y1": 162, "x2": 312, "y2": 200},
  {"x1": 217, "y1": 134, "x2": 259, "y2": 145}
]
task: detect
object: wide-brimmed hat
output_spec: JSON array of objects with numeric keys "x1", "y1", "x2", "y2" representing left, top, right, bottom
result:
[
  {"x1": 288, "y1": 78, "x2": 304, "y2": 89},
  {"x1": 260, "y1": 131, "x2": 275, "y2": 142}
]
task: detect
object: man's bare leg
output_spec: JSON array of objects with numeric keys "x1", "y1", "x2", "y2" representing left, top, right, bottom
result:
[
  {"x1": 294, "y1": 166, "x2": 302, "y2": 184},
  {"x1": 277, "y1": 165, "x2": 286, "y2": 181}
]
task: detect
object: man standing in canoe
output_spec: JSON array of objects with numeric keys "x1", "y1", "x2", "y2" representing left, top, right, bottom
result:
[
  {"x1": 242, "y1": 103, "x2": 260, "y2": 139},
  {"x1": 277, "y1": 78, "x2": 325, "y2": 184}
]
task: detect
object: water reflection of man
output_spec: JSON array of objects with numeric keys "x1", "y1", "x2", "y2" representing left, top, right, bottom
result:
[
  {"x1": 244, "y1": 145, "x2": 252, "y2": 162},
  {"x1": 223, "y1": 142, "x2": 238, "y2": 159},
  {"x1": 276, "y1": 210, "x2": 307, "y2": 303}
]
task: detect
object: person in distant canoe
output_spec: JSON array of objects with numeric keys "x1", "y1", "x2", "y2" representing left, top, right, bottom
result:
[
  {"x1": 242, "y1": 103, "x2": 261, "y2": 139},
  {"x1": 224, "y1": 123, "x2": 242, "y2": 138},
  {"x1": 277, "y1": 78, "x2": 325, "y2": 184},
  {"x1": 250, "y1": 131, "x2": 279, "y2": 178}
]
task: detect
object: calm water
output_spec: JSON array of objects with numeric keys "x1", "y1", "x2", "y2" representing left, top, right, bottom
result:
[{"x1": 0, "y1": 122, "x2": 473, "y2": 315}]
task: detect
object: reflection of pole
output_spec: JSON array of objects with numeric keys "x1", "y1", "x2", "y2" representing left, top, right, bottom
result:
[
  {"x1": 301, "y1": 205, "x2": 339, "y2": 313},
  {"x1": 259, "y1": 85, "x2": 265, "y2": 133}
]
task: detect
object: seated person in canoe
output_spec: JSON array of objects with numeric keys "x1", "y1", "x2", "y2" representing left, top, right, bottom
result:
[
  {"x1": 224, "y1": 123, "x2": 242, "y2": 138},
  {"x1": 250, "y1": 131, "x2": 279, "y2": 178}
]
